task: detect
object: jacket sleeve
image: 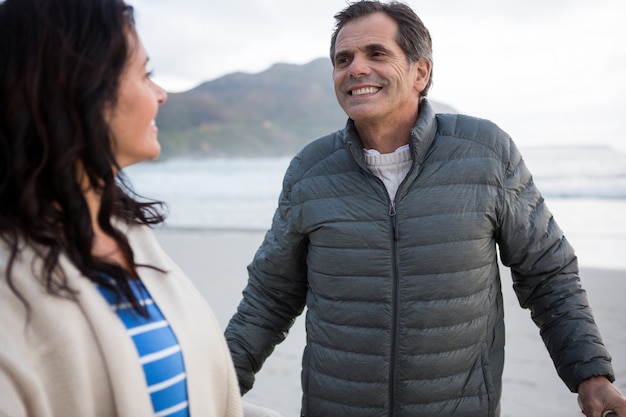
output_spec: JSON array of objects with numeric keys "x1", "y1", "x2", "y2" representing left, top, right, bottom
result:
[
  {"x1": 496, "y1": 137, "x2": 614, "y2": 392},
  {"x1": 224, "y1": 157, "x2": 309, "y2": 394}
]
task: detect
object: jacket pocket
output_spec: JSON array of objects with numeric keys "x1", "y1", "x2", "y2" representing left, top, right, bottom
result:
[
  {"x1": 301, "y1": 345, "x2": 310, "y2": 416},
  {"x1": 480, "y1": 341, "x2": 498, "y2": 416}
]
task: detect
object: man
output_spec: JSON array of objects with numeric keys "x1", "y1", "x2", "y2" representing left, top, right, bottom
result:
[{"x1": 225, "y1": 1, "x2": 626, "y2": 416}]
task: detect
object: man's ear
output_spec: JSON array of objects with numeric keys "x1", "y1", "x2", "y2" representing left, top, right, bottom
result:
[{"x1": 414, "y1": 59, "x2": 431, "y2": 94}]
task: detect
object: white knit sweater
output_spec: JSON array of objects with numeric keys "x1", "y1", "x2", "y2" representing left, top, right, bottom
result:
[
  {"x1": 0, "y1": 222, "x2": 243, "y2": 417},
  {"x1": 363, "y1": 144, "x2": 412, "y2": 201}
]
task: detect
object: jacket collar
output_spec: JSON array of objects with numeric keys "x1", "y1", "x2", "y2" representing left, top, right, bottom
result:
[{"x1": 343, "y1": 98, "x2": 438, "y2": 171}]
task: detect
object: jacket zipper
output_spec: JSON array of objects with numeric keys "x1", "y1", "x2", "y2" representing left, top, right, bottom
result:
[
  {"x1": 347, "y1": 139, "x2": 410, "y2": 415},
  {"x1": 388, "y1": 200, "x2": 400, "y2": 417}
]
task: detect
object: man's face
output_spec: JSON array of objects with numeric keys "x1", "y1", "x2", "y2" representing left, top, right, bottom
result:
[{"x1": 332, "y1": 12, "x2": 429, "y2": 129}]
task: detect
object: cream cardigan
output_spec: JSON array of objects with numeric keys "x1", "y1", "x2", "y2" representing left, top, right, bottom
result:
[{"x1": 0, "y1": 222, "x2": 243, "y2": 417}]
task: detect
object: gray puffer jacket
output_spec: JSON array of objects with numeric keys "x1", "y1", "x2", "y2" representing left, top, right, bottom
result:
[{"x1": 225, "y1": 99, "x2": 613, "y2": 417}]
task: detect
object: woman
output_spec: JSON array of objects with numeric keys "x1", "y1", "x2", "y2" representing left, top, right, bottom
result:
[{"x1": 0, "y1": 0, "x2": 243, "y2": 416}]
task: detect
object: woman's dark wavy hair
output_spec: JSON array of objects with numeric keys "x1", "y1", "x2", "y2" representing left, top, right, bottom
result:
[
  {"x1": 330, "y1": 0, "x2": 434, "y2": 97},
  {"x1": 0, "y1": 0, "x2": 166, "y2": 315}
]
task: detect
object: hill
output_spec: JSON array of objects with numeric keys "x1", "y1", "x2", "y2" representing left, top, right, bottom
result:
[{"x1": 156, "y1": 57, "x2": 456, "y2": 158}]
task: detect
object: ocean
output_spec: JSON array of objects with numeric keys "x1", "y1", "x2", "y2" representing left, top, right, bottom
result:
[{"x1": 123, "y1": 145, "x2": 626, "y2": 271}]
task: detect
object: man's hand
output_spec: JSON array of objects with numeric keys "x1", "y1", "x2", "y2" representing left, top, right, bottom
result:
[{"x1": 578, "y1": 376, "x2": 626, "y2": 417}]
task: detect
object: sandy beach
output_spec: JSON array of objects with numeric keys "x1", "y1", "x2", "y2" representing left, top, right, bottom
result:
[{"x1": 155, "y1": 227, "x2": 626, "y2": 417}]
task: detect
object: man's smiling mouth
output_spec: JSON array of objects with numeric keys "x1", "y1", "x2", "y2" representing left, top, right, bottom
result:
[{"x1": 350, "y1": 86, "x2": 381, "y2": 96}]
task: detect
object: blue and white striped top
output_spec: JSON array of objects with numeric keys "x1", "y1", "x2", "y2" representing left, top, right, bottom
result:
[{"x1": 97, "y1": 278, "x2": 191, "y2": 417}]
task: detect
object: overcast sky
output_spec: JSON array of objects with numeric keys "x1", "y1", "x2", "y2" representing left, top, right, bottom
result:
[{"x1": 130, "y1": 0, "x2": 626, "y2": 152}]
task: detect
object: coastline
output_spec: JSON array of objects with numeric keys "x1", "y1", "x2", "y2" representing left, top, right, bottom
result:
[{"x1": 155, "y1": 227, "x2": 626, "y2": 417}]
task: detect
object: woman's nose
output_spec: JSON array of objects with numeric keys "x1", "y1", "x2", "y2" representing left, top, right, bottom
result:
[{"x1": 154, "y1": 83, "x2": 167, "y2": 104}]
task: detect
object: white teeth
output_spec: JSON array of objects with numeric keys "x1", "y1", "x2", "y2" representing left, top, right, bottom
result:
[
  {"x1": 150, "y1": 120, "x2": 156, "y2": 126},
  {"x1": 351, "y1": 87, "x2": 380, "y2": 95}
]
